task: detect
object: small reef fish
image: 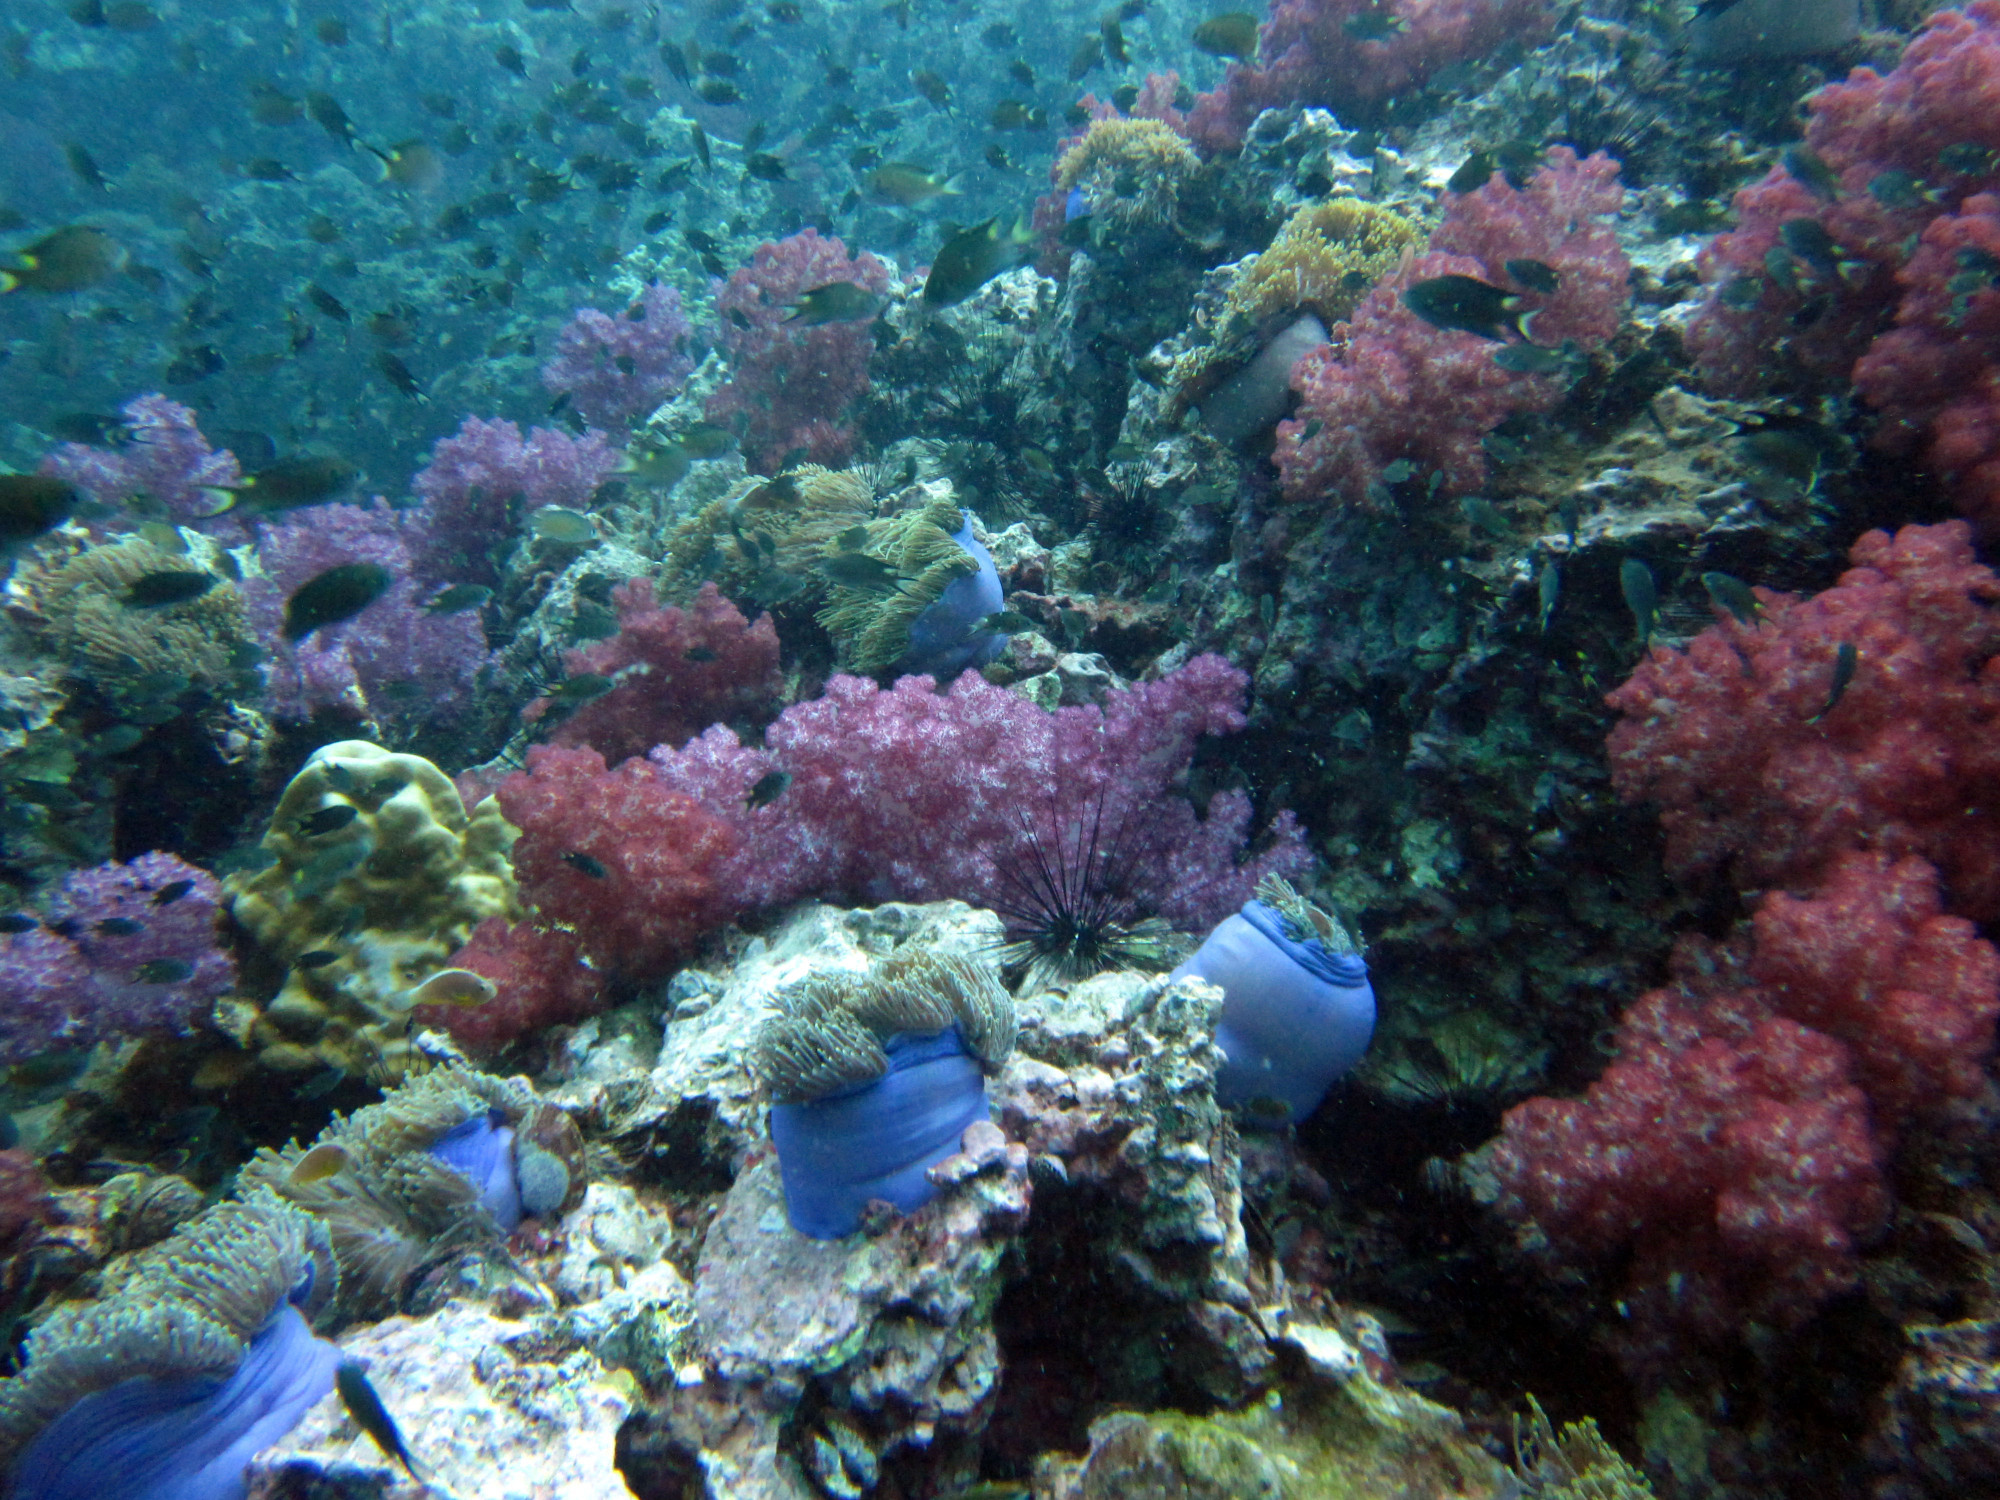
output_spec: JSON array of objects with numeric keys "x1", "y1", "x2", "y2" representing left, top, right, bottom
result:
[
  {"x1": 290, "y1": 1142, "x2": 353, "y2": 1185},
  {"x1": 0, "y1": 226, "x2": 126, "y2": 294},
  {"x1": 297, "y1": 804, "x2": 360, "y2": 837},
  {"x1": 1505, "y1": 257, "x2": 1560, "y2": 293},
  {"x1": 424, "y1": 584, "x2": 492, "y2": 614},
  {"x1": 1192, "y1": 12, "x2": 1260, "y2": 59},
  {"x1": 562, "y1": 851, "x2": 610, "y2": 878},
  {"x1": 1401, "y1": 275, "x2": 1535, "y2": 341},
  {"x1": 122, "y1": 570, "x2": 217, "y2": 608},
  {"x1": 134, "y1": 958, "x2": 195, "y2": 985},
  {"x1": 283, "y1": 562, "x2": 393, "y2": 640},
  {"x1": 785, "y1": 281, "x2": 886, "y2": 325},
  {"x1": 745, "y1": 770, "x2": 792, "y2": 809},
  {"x1": 923, "y1": 216, "x2": 1033, "y2": 306},
  {"x1": 1619, "y1": 557, "x2": 1658, "y2": 644},
  {"x1": 335, "y1": 1360, "x2": 422, "y2": 1481},
  {"x1": 151, "y1": 879, "x2": 195, "y2": 906},
  {"x1": 1808, "y1": 642, "x2": 1858, "y2": 723},
  {"x1": 530, "y1": 506, "x2": 599, "y2": 544},
  {"x1": 404, "y1": 968, "x2": 497, "y2": 1007},
  {"x1": 866, "y1": 162, "x2": 958, "y2": 207},
  {"x1": 0, "y1": 476, "x2": 78, "y2": 547},
  {"x1": 1701, "y1": 571, "x2": 1761, "y2": 625}
]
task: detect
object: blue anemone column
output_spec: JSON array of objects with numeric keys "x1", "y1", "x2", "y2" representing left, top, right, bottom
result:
[
  {"x1": 768, "y1": 1026, "x2": 990, "y2": 1239},
  {"x1": 1171, "y1": 898, "x2": 1375, "y2": 1125}
]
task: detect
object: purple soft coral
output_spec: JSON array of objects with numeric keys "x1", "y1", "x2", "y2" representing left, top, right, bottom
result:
[
  {"x1": 409, "y1": 417, "x2": 622, "y2": 583},
  {"x1": 0, "y1": 853, "x2": 234, "y2": 1064},
  {"x1": 647, "y1": 654, "x2": 1309, "y2": 928},
  {"x1": 540, "y1": 282, "x2": 696, "y2": 429},
  {"x1": 243, "y1": 500, "x2": 488, "y2": 730},
  {"x1": 38, "y1": 394, "x2": 242, "y2": 529}
]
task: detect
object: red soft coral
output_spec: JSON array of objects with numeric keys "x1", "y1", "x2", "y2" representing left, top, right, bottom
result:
[
  {"x1": 495, "y1": 745, "x2": 738, "y2": 982},
  {"x1": 1185, "y1": 0, "x2": 1554, "y2": 151},
  {"x1": 1274, "y1": 148, "x2": 1628, "y2": 507},
  {"x1": 1687, "y1": 0, "x2": 2000, "y2": 396},
  {"x1": 1750, "y1": 850, "x2": 2000, "y2": 1127},
  {"x1": 1604, "y1": 521, "x2": 2000, "y2": 920},
  {"x1": 531, "y1": 581, "x2": 782, "y2": 767},
  {"x1": 417, "y1": 918, "x2": 602, "y2": 1054},
  {"x1": 1489, "y1": 949, "x2": 1891, "y2": 1357}
]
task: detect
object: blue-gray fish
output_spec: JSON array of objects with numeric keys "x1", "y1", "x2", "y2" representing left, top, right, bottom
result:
[{"x1": 1619, "y1": 557, "x2": 1657, "y2": 644}]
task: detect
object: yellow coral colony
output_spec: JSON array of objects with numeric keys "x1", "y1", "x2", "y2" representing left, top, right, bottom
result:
[{"x1": 224, "y1": 741, "x2": 520, "y2": 1081}]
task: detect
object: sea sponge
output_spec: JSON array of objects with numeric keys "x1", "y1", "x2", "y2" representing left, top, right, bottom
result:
[
  {"x1": 1054, "y1": 117, "x2": 1201, "y2": 235},
  {"x1": 240, "y1": 1067, "x2": 585, "y2": 1321},
  {"x1": 224, "y1": 741, "x2": 521, "y2": 1082},
  {"x1": 7, "y1": 533, "x2": 249, "y2": 698},
  {"x1": 0, "y1": 1194, "x2": 339, "y2": 1500},
  {"x1": 753, "y1": 949, "x2": 1015, "y2": 1238}
]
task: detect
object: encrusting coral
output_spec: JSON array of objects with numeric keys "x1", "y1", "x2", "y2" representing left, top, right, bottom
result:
[
  {"x1": 240, "y1": 1067, "x2": 584, "y2": 1320},
  {"x1": 223, "y1": 741, "x2": 520, "y2": 1082}
]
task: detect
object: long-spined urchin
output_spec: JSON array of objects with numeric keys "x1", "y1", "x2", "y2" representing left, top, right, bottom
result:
[{"x1": 986, "y1": 795, "x2": 1176, "y2": 993}]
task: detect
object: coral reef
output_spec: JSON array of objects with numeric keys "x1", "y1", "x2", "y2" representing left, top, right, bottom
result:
[
  {"x1": 494, "y1": 744, "x2": 735, "y2": 984},
  {"x1": 1171, "y1": 874, "x2": 1375, "y2": 1125},
  {"x1": 1274, "y1": 148, "x2": 1629, "y2": 507},
  {"x1": 0, "y1": 852, "x2": 233, "y2": 1065},
  {"x1": 1186, "y1": 0, "x2": 1557, "y2": 149},
  {"x1": 644, "y1": 653, "x2": 1309, "y2": 928},
  {"x1": 8, "y1": 533, "x2": 250, "y2": 699},
  {"x1": 417, "y1": 915, "x2": 600, "y2": 1054},
  {"x1": 704, "y1": 228, "x2": 892, "y2": 473},
  {"x1": 224, "y1": 741, "x2": 521, "y2": 1080},
  {"x1": 1605, "y1": 521, "x2": 2000, "y2": 921},
  {"x1": 241, "y1": 1067, "x2": 584, "y2": 1320},
  {"x1": 539, "y1": 281, "x2": 695, "y2": 430},
  {"x1": 753, "y1": 949, "x2": 1015, "y2": 1237},
  {"x1": 532, "y1": 580, "x2": 781, "y2": 767},
  {"x1": 1055, "y1": 117, "x2": 1203, "y2": 238},
  {"x1": 248, "y1": 1299, "x2": 634, "y2": 1500},
  {"x1": 242, "y1": 500, "x2": 491, "y2": 732},
  {"x1": 1687, "y1": 0, "x2": 2000, "y2": 396},
  {"x1": 1481, "y1": 846, "x2": 2000, "y2": 1369}
]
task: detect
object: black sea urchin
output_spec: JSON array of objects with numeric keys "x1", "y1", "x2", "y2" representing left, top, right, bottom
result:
[{"x1": 987, "y1": 795, "x2": 1175, "y2": 993}]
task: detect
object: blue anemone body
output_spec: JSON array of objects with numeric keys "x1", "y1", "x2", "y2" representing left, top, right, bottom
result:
[
  {"x1": 897, "y1": 521, "x2": 1005, "y2": 680},
  {"x1": 1171, "y1": 900, "x2": 1375, "y2": 1125},
  {"x1": 8, "y1": 1296, "x2": 339, "y2": 1500},
  {"x1": 429, "y1": 1107, "x2": 522, "y2": 1231},
  {"x1": 768, "y1": 1025, "x2": 989, "y2": 1239}
]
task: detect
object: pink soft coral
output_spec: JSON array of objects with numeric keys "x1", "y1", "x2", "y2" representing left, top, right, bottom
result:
[
  {"x1": 1186, "y1": 0, "x2": 1554, "y2": 151},
  {"x1": 647, "y1": 656, "x2": 1309, "y2": 930}
]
